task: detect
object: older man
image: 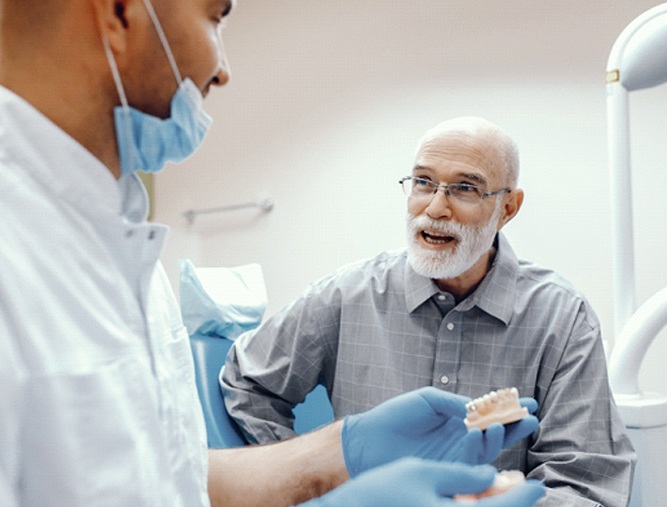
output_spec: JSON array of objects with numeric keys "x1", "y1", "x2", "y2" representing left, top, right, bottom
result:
[{"x1": 222, "y1": 116, "x2": 636, "y2": 506}]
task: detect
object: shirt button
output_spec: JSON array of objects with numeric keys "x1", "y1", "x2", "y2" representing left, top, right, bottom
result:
[
  {"x1": 440, "y1": 375, "x2": 450, "y2": 385},
  {"x1": 438, "y1": 294, "x2": 446, "y2": 301},
  {"x1": 125, "y1": 230, "x2": 134, "y2": 238},
  {"x1": 148, "y1": 230, "x2": 156, "y2": 240},
  {"x1": 446, "y1": 322, "x2": 454, "y2": 331}
]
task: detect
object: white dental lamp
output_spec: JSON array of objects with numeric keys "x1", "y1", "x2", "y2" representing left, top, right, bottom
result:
[{"x1": 606, "y1": 3, "x2": 667, "y2": 506}]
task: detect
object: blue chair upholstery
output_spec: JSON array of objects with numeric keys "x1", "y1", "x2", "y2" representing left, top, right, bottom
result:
[
  {"x1": 190, "y1": 333, "x2": 247, "y2": 448},
  {"x1": 189, "y1": 332, "x2": 334, "y2": 448},
  {"x1": 294, "y1": 384, "x2": 334, "y2": 435}
]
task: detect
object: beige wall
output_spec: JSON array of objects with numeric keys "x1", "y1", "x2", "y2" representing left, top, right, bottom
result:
[{"x1": 155, "y1": 1, "x2": 667, "y2": 393}]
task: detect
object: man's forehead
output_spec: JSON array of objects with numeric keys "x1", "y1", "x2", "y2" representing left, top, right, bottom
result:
[{"x1": 414, "y1": 139, "x2": 503, "y2": 183}]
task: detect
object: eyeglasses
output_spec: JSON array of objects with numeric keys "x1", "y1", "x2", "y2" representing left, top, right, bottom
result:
[{"x1": 399, "y1": 176, "x2": 511, "y2": 206}]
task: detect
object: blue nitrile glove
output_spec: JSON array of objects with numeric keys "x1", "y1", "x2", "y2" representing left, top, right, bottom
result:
[
  {"x1": 297, "y1": 458, "x2": 546, "y2": 507},
  {"x1": 506, "y1": 397, "x2": 539, "y2": 448},
  {"x1": 342, "y1": 387, "x2": 539, "y2": 477}
]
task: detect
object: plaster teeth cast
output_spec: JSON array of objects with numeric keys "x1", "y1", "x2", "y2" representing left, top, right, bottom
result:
[
  {"x1": 454, "y1": 470, "x2": 526, "y2": 502},
  {"x1": 464, "y1": 387, "x2": 529, "y2": 430}
]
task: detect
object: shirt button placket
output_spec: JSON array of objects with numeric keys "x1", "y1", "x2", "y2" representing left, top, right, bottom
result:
[
  {"x1": 433, "y1": 311, "x2": 460, "y2": 390},
  {"x1": 441, "y1": 321, "x2": 455, "y2": 386}
]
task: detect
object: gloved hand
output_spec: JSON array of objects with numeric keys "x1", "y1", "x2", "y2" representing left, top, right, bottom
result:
[
  {"x1": 507, "y1": 397, "x2": 539, "y2": 449},
  {"x1": 342, "y1": 387, "x2": 539, "y2": 477},
  {"x1": 298, "y1": 458, "x2": 546, "y2": 507}
]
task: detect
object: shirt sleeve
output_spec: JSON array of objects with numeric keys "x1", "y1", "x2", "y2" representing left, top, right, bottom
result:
[
  {"x1": 527, "y1": 302, "x2": 636, "y2": 507},
  {"x1": 221, "y1": 278, "x2": 341, "y2": 443}
]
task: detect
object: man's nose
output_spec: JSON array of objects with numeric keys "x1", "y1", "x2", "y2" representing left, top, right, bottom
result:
[{"x1": 425, "y1": 187, "x2": 453, "y2": 220}]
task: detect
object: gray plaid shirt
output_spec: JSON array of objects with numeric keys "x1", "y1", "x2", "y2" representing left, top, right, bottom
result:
[{"x1": 222, "y1": 233, "x2": 635, "y2": 506}]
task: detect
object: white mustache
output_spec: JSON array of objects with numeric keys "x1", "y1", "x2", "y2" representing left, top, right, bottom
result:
[{"x1": 408, "y1": 216, "x2": 466, "y2": 240}]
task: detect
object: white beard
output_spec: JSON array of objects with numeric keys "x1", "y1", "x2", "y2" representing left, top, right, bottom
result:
[{"x1": 406, "y1": 204, "x2": 502, "y2": 280}]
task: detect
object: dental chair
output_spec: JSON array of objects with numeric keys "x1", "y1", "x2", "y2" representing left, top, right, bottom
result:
[
  {"x1": 190, "y1": 332, "x2": 334, "y2": 448},
  {"x1": 606, "y1": 3, "x2": 667, "y2": 505}
]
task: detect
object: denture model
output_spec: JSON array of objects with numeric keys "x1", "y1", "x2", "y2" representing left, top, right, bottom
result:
[
  {"x1": 463, "y1": 387, "x2": 528, "y2": 430},
  {"x1": 454, "y1": 470, "x2": 526, "y2": 502}
]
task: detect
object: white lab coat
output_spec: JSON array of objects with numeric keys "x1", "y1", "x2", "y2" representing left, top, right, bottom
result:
[{"x1": 0, "y1": 86, "x2": 209, "y2": 506}]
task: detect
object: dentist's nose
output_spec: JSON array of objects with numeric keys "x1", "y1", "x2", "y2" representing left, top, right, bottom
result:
[
  {"x1": 212, "y1": 37, "x2": 231, "y2": 87},
  {"x1": 212, "y1": 63, "x2": 230, "y2": 87}
]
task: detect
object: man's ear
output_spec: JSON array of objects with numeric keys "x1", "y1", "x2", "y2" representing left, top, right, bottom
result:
[
  {"x1": 498, "y1": 188, "x2": 524, "y2": 229},
  {"x1": 90, "y1": 0, "x2": 133, "y2": 53}
]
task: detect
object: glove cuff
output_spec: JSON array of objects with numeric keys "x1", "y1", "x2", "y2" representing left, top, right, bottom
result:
[{"x1": 341, "y1": 414, "x2": 362, "y2": 478}]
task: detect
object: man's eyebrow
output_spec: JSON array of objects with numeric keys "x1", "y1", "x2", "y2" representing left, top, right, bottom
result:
[
  {"x1": 459, "y1": 172, "x2": 487, "y2": 185},
  {"x1": 412, "y1": 165, "x2": 433, "y2": 174}
]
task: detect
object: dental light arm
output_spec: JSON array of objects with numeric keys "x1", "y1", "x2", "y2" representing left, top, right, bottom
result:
[{"x1": 606, "y1": 3, "x2": 667, "y2": 339}]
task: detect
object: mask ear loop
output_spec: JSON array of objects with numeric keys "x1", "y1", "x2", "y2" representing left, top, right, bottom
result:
[
  {"x1": 102, "y1": 36, "x2": 130, "y2": 109},
  {"x1": 141, "y1": 0, "x2": 183, "y2": 85},
  {"x1": 102, "y1": 35, "x2": 135, "y2": 175}
]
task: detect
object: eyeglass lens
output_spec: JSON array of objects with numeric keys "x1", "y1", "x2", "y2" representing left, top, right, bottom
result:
[{"x1": 402, "y1": 178, "x2": 484, "y2": 204}]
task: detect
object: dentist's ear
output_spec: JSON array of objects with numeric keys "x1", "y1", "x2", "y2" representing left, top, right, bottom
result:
[{"x1": 90, "y1": 0, "x2": 136, "y2": 53}]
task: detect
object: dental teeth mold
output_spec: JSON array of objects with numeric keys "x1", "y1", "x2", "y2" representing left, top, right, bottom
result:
[
  {"x1": 454, "y1": 470, "x2": 526, "y2": 502},
  {"x1": 463, "y1": 387, "x2": 528, "y2": 430}
]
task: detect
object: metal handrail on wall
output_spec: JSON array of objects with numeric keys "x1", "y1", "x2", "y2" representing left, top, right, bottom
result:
[{"x1": 183, "y1": 198, "x2": 274, "y2": 225}]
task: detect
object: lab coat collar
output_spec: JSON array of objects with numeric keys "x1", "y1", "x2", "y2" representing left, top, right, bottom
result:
[{"x1": 0, "y1": 85, "x2": 134, "y2": 222}]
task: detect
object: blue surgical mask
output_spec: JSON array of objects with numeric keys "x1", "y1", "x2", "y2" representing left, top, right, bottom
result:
[{"x1": 102, "y1": 0, "x2": 213, "y2": 176}]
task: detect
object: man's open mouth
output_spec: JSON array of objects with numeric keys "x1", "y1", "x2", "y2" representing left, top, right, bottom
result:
[{"x1": 421, "y1": 230, "x2": 457, "y2": 244}]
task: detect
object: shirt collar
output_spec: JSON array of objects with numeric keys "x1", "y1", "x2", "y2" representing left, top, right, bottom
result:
[
  {"x1": 403, "y1": 232, "x2": 518, "y2": 325},
  {"x1": 457, "y1": 232, "x2": 518, "y2": 325},
  {"x1": 404, "y1": 256, "x2": 441, "y2": 313}
]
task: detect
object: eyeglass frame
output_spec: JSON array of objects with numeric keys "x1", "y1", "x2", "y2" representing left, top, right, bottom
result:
[{"x1": 398, "y1": 176, "x2": 511, "y2": 204}]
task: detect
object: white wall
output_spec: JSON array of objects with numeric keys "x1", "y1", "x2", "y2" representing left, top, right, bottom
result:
[{"x1": 155, "y1": 0, "x2": 667, "y2": 394}]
